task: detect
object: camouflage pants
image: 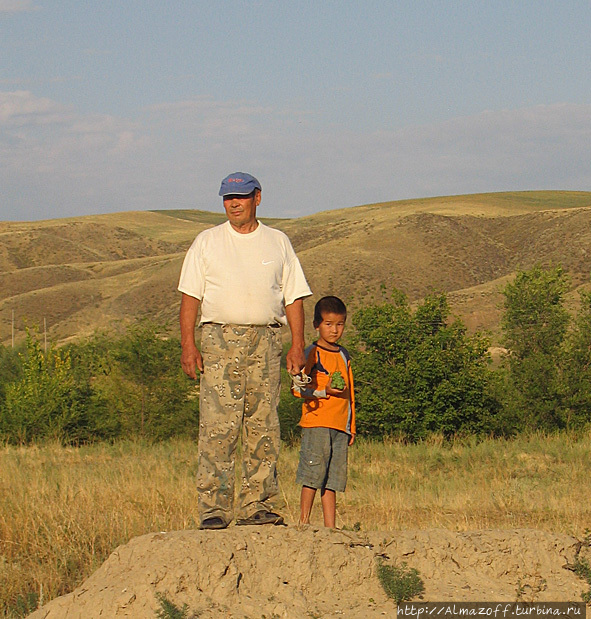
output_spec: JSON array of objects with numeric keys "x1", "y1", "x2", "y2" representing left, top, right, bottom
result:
[{"x1": 197, "y1": 323, "x2": 282, "y2": 524}]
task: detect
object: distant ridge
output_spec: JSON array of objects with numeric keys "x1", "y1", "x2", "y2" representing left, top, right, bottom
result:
[{"x1": 1, "y1": 191, "x2": 590, "y2": 346}]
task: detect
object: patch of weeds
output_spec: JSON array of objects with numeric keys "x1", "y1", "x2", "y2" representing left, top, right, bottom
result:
[
  {"x1": 571, "y1": 557, "x2": 591, "y2": 603},
  {"x1": 6, "y1": 592, "x2": 39, "y2": 617},
  {"x1": 155, "y1": 593, "x2": 197, "y2": 619},
  {"x1": 514, "y1": 576, "x2": 547, "y2": 602},
  {"x1": 514, "y1": 579, "x2": 526, "y2": 601},
  {"x1": 342, "y1": 521, "x2": 362, "y2": 532},
  {"x1": 568, "y1": 529, "x2": 591, "y2": 603},
  {"x1": 376, "y1": 558, "x2": 425, "y2": 604}
]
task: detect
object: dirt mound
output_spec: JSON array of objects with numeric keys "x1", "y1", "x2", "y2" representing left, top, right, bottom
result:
[{"x1": 29, "y1": 527, "x2": 588, "y2": 618}]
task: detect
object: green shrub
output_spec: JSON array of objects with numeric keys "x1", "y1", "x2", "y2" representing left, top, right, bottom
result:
[
  {"x1": 376, "y1": 559, "x2": 425, "y2": 603},
  {"x1": 0, "y1": 330, "x2": 91, "y2": 444},
  {"x1": 0, "y1": 323, "x2": 198, "y2": 444},
  {"x1": 571, "y1": 557, "x2": 591, "y2": 603},
  {"x1": 501, "y1": 265, "x2": 570, "y2": 431},
  {"x1": 278, "y1": 356, "x2": 303, "y2": 443},
  {"x1": 561, "y1": 291, "x2": 591, "y2": 429},
  {"x1": 155, "y1": 593, "x2": 192, "y2": 619},
  {"x1": 351, "y1": 290, "x2": 500, "y2": 440},
  {"x1": 72, "y1": 322, "x2": 198, "y2": 441}
]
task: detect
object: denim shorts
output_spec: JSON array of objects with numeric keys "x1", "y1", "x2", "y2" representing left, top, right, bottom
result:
[{"x1": 296, "y1": 427, "x2": 349, "y2": 492}]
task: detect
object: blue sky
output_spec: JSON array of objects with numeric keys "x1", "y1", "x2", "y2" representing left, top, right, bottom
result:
[{"x1": 1, "y1": 0, "x2": 590, "y2": 221}]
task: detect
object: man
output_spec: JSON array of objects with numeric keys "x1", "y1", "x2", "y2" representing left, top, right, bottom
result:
[{"x1": 179, "y1": 172, "x2": 312, "y2": 530}]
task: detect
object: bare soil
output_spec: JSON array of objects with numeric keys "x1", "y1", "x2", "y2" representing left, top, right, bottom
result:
[{"x1": 29, "y1": 526, "x2": 589, "y2": 618}]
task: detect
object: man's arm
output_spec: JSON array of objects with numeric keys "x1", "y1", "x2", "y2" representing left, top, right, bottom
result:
[
  {"x1": 285, "y1": 297, "x2": 306, "y2": 375},
  {"x1": 180, "y1": 293, "x2": 204, "y2": 379}
]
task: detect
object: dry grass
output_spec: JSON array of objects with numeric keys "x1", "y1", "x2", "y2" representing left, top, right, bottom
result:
[
  {"x1": 282, "y1": 432, "x2": 591, "y2": 534},
  {"x1": 1, "y1": 432, "x2": 590, "y2": 615}
]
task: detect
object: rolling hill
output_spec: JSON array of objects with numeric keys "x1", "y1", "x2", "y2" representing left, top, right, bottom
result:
[{"x1": 1, "y1": 191, "x2": 591, "y2": 347}]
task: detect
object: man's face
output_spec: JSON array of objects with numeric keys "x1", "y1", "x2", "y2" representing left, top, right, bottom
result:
[{"x1": 222, "y1": 190, "x2": 261, "y2": 230}]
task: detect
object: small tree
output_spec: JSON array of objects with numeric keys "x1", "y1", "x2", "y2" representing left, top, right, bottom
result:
[
  {"x1": 561, "y1": 289, "x2": 591, "y2": 428},
  {"x1": 0, "y1": 330, "x2": 90, "y2": 444},
  {"x1": 352, "y1": 290, "x2": 499, "y2": 440},
  {"x1": 0, "y1": 344, "x2": 23, "y2": 406},
  {"x1": 501, "y1": 265, "x2": 570, "y2": 430},
  {"x1": 98, "y1": 321, "x2": 198, "y2": 440}
]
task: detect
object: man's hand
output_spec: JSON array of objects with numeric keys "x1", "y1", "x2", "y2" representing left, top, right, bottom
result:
[
  {"x1": 286, "y1": 345, "x2": 306, "y2": 375},
  {"x1": 180, "y1": 293, "x2": 203, "y2": 380},
  {"x1": 181, "y1": 343, "x2": 203, "y2": 380},
  {"x1": 348, "y1": 434, "x2": 355, "y2": 446},
  {"x1": 285, "y1": 297, "x2": 307, "y2": 375}
]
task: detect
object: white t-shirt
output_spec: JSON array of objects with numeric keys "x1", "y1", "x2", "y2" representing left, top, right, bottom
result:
[{"x1": 178, "y1": 221, "x2": 312, "y2": 326}]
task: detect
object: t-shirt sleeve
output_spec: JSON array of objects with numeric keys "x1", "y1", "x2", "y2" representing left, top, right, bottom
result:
[
  {"x1": 282, "y1": 240, "x2": 312, "y2": 306},
  {"x1": 178, "y1": 238, "x2": 205, "y2": 300}
]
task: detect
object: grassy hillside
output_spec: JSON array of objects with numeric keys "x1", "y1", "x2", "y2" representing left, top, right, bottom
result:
[{"x1": 1, "y1": 191, "x2": 591, "y2": 346}]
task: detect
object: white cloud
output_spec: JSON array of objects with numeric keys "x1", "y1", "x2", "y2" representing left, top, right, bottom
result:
[
  {"x1": 0, "y1": 91, "x2": 150, "y2": 219},
  {"x1": 0, "y1": 90, "x2": 72, "y2": 126},
  {"x1": 147, "y1": 97, "x2": 276, "y2": 138},
  {"x1": 0, "y1": 0, "x2": 39, "y2": 13},
  {"x1": 375, "y1": 104, "x2": 591, "y2": 196},
  {"x1": 1, "y1": 91, "x2": 590, "y2": 222}
]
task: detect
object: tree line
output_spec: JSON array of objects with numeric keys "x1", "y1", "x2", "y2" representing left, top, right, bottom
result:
[{"x1": 1, "y1": 265, "x2": 590, "y2": 445}]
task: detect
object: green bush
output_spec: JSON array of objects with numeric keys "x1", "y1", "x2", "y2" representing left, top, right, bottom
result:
[
  {"x1": 560, "y1": 290, "x2": 591, "y2": 429},
  {"x1": 351, "y1": 290, "x2": 500, "y2": 440},
  {"x1": 501, "y1": 265, "x2": 570, "y2": 431},
  {"x1": 0, "y1": 330, "x2": 91, "y2": 444},
  {"x1": 0, "y1": 323, "x2": 198, "y2": 444},
  {"x1": 5, "y1": 267, "x2": 591, "y2": 447},
  {"x1": 70, "y1": 322, "x2": 199, "y2": 441},
  {"x1": 376, "y1": 559, "x2": 425, "y2": 603},
  {"x1": 277, "y1": 348, "x2": 303, "y2": 443},
  {"x1": 0, "y1": 343, "x2": 23, "y2": 407}
]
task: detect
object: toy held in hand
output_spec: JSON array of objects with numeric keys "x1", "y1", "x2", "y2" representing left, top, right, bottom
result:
[
  {"x1": 330, "y1": 371, "x2": 346, "y2": 390},
  {"x1": 291, "y1": 372, "x2": 312, "y2": 389}
]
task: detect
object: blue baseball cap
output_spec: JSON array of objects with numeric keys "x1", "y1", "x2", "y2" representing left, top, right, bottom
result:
[{"x1": 218, "y1": 172, "x2": 262, "y2": 196}]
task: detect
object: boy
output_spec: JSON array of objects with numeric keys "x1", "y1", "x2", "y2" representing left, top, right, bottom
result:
[{"x1": 291, "y1": 296, "x2": 355, "y2": 528}]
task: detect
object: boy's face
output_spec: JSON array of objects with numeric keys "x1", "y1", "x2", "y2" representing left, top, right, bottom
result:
[{"x1": 316, "y1": 312, "x2": 346, "y2": 348}]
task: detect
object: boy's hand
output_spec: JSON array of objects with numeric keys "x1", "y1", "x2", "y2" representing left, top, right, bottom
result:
[
  {"x1": 326, "y1": 377, "x2": 348, "y2": 398},
  {"x1": 348, "y1": 434, "x2": 355, "y2": 446}
]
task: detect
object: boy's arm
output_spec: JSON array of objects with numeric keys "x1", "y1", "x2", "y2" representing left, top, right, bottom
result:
[
  {"x1": 291, "y1": 374, "x2": 328, "y2": 400},
  {"x1": 291, "y1": 346, "x2": 328, "y2": 399},
  {"x1": 348, "y1": 359, "x2": 356, "y2": 437}
]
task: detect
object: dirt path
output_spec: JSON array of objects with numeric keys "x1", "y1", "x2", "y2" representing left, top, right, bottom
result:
[{"x1": 29, "y1": 527, "x2": 589, "y2": 618}]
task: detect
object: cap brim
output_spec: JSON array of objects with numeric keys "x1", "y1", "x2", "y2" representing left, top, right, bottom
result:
[{"x1": 219, "y1": 189, "x2": 256, "y2": 196}]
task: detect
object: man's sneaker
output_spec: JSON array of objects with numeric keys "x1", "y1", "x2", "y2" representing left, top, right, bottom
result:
[
  {"x1": 200, "y1": 516, "x2": 228, "y2": 530},
  {"x1": 235, "y1": 510, "x2": 285, "y2": 526}
]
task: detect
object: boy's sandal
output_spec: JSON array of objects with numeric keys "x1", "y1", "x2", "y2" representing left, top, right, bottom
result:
[{"x1": 235, "y1": 510, "x2": 285, "y2": 526}]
